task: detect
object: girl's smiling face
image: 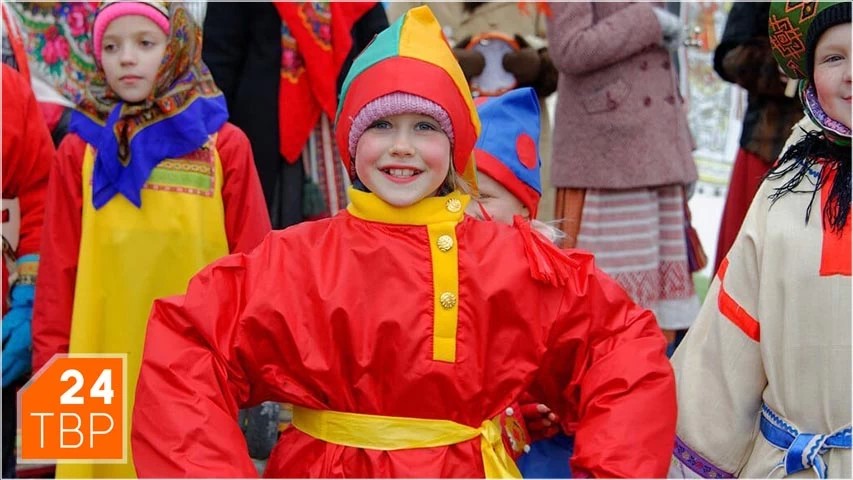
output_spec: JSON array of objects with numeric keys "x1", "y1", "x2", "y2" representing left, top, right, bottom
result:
[
  {"x1": 813, "y1": 22, "x2": 852, "y2": 129},
  {"x1": 355, "y1": 113, "x2": 452, "y2": 207}
]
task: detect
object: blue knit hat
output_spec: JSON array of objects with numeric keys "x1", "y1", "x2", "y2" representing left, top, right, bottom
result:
[{"x1": 473, "y1": 87, "x2": 542, "y2": 218}]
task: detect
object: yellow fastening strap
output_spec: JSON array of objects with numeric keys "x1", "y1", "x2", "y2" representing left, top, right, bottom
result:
[{"x1": 291, "y1": 406, "x2": 522, "y2": 478}]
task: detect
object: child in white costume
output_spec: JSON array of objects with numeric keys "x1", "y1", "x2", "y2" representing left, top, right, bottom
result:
[{"x1": 669, "y1": 1, "x2": 851, "y2": 478}]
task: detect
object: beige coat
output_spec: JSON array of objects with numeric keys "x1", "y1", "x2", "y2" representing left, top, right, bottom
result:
[{"x1": 669, "y1": 157, "x2": 851, "y2": 477}]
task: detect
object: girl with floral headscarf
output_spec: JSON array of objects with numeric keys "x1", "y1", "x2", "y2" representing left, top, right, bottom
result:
[
  {"x1": 669, "y1": 2, "x2": 850, "y2": 478},
  {"x1": 31, "y1": 2, "x2": 270, "y2": 477}
]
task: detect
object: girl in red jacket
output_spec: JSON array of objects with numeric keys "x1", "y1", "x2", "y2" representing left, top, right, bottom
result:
[{"x1": 132, "y1": 6, "x2": 676, "y2": 478}]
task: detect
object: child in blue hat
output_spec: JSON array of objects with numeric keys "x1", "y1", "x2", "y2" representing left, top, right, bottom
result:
[{"x1": 466, "y1": 87, "x2": 576, "y2": 478}]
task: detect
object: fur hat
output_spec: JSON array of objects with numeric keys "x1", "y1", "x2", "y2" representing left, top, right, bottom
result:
[
  {"x1": 335, "y1": 6, "x2": 480, "y2": 188},
  {"x1": 93, "y1": 1, "x2": 170, "y2": 63},
  {"x1": 473, "y1": 88, "x2": 542, "y2": 218}
]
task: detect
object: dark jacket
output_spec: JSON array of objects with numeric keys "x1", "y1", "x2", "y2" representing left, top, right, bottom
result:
[
  {"x1": 202, "y1": 2, "x2": 388, "y2": 228},
  {"x1": 713, "y1": 2, "x2": 804, "y2": 163}
]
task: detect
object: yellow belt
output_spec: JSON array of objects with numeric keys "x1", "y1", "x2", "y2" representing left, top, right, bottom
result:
[{"x1": 291, "y1": 406, "x2": 522, "y2": 478}]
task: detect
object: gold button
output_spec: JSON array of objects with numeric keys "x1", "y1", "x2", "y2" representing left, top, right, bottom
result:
[
  {"x1": 437, "y1": 235, "x2": 454, "y2": 252},
  {"x1": 445, "y1": 198, "x2": 462, "y2": 213},
  {"x1": 439, "y1": 292, "x2": 457, "y2": 309}
]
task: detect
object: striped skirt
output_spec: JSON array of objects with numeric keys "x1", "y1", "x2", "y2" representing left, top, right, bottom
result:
[{"x1": 555, "y1": 185, "x2": 700, "y2": 330}]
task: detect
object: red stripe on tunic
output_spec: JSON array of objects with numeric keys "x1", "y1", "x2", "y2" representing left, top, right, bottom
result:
[
  {"x1": 717, "y1": 258, "x2": 760, "y2": 342},
  {"x1": 819, "y1": 167, "x2": 851, "y2": 276}
]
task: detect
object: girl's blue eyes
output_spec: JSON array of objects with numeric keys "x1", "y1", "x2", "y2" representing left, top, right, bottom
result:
[
  {"x1": 369, "y1": 120, "x2": 391, "y2": 129},
  {"x1": 369, "y1": 121, "x2": 438, "y2": 131}
]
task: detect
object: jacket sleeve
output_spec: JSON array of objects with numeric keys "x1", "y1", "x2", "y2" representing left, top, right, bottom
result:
[
  {"x1": 217, "y1": 123, "x2": 272, "y2": 254},
  {"x1": 132, "y1": 243, "x2": 276, "y2": 477},
  {"x1": 31, "y1": 134, "x2": 85, "y2": 372},
  {"x1": 536, "y1": 251, "x2": 677, "y2": 478},
  {"x1": 668, "y1": 192, "x2": 767, "y2": 478},
  {"x1": 6, "y1": 72, "x2": 54, "y2": 258},
  {"x1": 546, "y1": 2, "x2": 664, "y2": 76}
]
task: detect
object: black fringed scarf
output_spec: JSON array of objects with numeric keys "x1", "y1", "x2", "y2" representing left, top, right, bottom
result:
[{"x1": 767, "y1": 129, "x2": 851, "y2": 235}]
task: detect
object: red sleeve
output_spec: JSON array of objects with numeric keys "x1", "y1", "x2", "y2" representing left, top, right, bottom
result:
[
  {"x1": 133, "y1": 244, "x2": 271, "y2": 477},
  {"x1": 540, "y1": 251, "x2": 677, "y2": 478},
  {"x1": 31, "y1": 134, "x2": 85, "y2": 373},
  {"x1": 1, "y1": 64, "x2": 53, "y2": 257},
  {"x1": 217, "y1": 123, "x2": 272, "y2": 254}
]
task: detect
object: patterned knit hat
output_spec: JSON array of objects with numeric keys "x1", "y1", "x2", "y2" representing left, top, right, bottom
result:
[
  {"x1": 769, "y1": 1, "x2": 851, "y2": 145},
  {"x1": 769, "y1": 1, "x2": 851, "y2": 79},
  {"x1": 336, "y1": 6, "x2": 481, "y2": 189},
  {"x1": 348, "y1": 92, "x2": 455, "y2": 158},
  {"x1": 473, "y1": 87, "x2": 542, "y2": 219},
  {"x1": 93, "y1": 1, "x2": 170, "y2": 63}
]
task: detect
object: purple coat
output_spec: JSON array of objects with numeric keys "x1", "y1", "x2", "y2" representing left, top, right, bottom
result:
[{"x1": 547, "y1": 2, "x2": 697, "y2": 189}]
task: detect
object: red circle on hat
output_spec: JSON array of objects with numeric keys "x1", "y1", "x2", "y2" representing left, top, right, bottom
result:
[{"x1": 516, "y1": 133, "x2": 537, "y2": 169}]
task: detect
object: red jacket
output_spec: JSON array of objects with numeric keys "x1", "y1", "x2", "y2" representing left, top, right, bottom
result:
[{"x1": 132, "y1": 191, "x2": 677, "y2": 478}]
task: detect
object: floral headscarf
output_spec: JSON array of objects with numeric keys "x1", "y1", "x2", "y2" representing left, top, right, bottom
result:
[{"x1": 70, "y1": 1, "x2": 228, "y2": 209}]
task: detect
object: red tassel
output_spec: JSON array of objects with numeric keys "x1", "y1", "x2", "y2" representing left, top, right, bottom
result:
[{"x1": 514, "y1": 217, "x2": 578, "y2": 287}]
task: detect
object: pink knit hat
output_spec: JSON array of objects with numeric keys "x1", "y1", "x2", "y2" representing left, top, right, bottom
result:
[
  {"x1": 93, "y1": 1, "x2": 170, "y2": 63},
  {"x1": 347, "y1": 92, "x2": 455, "y2": 158}
]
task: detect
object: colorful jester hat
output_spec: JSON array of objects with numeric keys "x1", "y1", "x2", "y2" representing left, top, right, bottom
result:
[
  {"x1": 473, "y1": 87, "x2": 542, "y2": 219},
  {"x1": 335, "y1": 6, "x2": 481, "y2": 190},
  {"x1": 769, "y1": 1, "x2": 851, "y2": 145}
]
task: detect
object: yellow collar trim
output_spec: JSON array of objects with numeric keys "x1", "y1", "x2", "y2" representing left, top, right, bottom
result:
[{"x1": 346, "y1": 187, "x2": 470, "y2": 225}]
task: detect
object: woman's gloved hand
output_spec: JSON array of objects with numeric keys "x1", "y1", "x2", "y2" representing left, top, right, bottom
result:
[{"x1": 652, "y1": 7, "x2": 683, "y2": 51}]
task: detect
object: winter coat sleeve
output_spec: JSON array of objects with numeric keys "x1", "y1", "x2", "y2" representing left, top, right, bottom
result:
[
  {"x1": 132, "y1": 242, "x2": 276, "y2": 477},
  {"x1": 535, "y1": 250, "x2": 677, "y2": 478},
  {"x1": 31, "y1": 134, "x2": 86, "y2": 372},
  {"x1": 217, "y1": 123, "x2": 272, "y2": 254},
  {"x1": 546, "y1": 2, "x2": 664, "y2": 76},
  {"x1": 668, "y1": 195, "x2": 767, "y2": 477}
]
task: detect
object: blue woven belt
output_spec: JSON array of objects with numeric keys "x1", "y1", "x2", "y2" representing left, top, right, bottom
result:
[{"x1": 760, "y1": 403, "x2": 851, "y2": 479}]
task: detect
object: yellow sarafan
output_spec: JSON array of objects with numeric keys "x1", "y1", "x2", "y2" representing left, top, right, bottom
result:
[{"x1": 57, "y1": 140, "x2": 229, "y2": 478}]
